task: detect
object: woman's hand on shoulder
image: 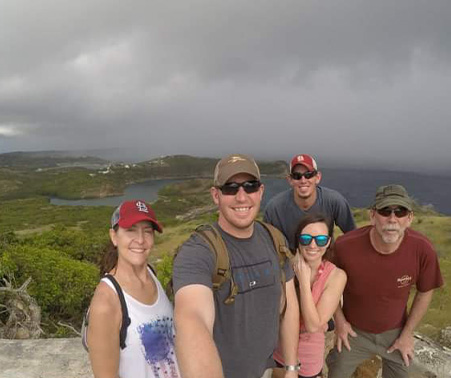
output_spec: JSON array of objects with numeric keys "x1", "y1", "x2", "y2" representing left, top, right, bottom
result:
[{"x1": 293, "y1": 249, "x2": 311, "y2": 287}]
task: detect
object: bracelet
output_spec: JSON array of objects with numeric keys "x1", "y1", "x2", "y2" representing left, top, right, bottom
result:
[{"x1": 284, "y1": 362, "x2": 301, "y2": 371}]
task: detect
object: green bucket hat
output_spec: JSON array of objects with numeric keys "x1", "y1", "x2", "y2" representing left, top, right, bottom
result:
[{"x1": 372, "y1": 184, "x2": 413, "y2": 211}]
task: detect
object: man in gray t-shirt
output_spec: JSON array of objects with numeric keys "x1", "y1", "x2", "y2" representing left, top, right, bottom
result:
[
  {"x1": 173, "y1": 154, "x2": 300, "y2": 378},
  {"x1": 264, "y1": 154, "x2": 356, "y2": 251}
]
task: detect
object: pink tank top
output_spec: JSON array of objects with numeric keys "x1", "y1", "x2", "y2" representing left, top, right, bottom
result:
[{"x1": 274, "y1": 260, "x2": 336, "y2": 377}]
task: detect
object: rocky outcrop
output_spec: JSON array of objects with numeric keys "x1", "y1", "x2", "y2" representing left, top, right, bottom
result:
[
  {"x1": 439, "y1": 327, "x2": 451, "y2": 349},
  {"x1": 0, "y1": 333, "x2": 450, "y2": 378},
  {"x1": 0, "y1": 338, "x2": 93, "y2": 378},
  {"x1": 414, "y1": 333, "x2": 451, "y2": 378}
]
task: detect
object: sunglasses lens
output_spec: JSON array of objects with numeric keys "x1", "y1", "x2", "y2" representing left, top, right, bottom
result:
[
  {"x1": 377, "y1": 207, "x2": 409, "y2": 218},
  {"x1": 299, "y1": 234, "x2": 329, "y2": 247},
  {"x1": 220, "y1": 183, "x2": 239, "y2": 195},
  {"x1": 242, "y1": 181, "x2": 261, "y2": 194},
  {"x1": 299, "y1": 234, "x2": 313, "y2": 246},
  {"x1": 315, "y1": 235, "x2": 329, "y2": 247},
  {"x1": 304, "y1": 171, "x2": 316, "y2": 179},
  {"x1": 291, "y1": 171, "x2": 317, "y2": 180},
  {"x1": 220, "y1": 181, "x2": 261, "y2": 195},
  {"x1": 377, "y1": 208, "x2": 392, "y2": 217},
  {"x1": 394, "y1": 208, "x2": 409, "y2": 217}
]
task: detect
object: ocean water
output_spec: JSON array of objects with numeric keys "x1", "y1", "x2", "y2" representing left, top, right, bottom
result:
[
  {"x1": 262, "y1": 168, "x2": 451, "y2": 215},
  {"x1": 51, "y1": 169, "x2": 451, "y2": 215}
]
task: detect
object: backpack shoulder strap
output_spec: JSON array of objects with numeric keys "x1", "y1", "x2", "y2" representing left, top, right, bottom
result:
[
  {"x1": 147, "y1": 263, "x2": 156, "y2": 276},
  {"x1": 195, "y1": 224, "x2": 238, "y2": 305},
  {"x1": 259, "y1": 222, "x2": 292, "y2": 256},
  {"x1": 104, "y1": 274, "x2": 131, "y2": 350},
  {"x1": 257, "y1": 221, "x2": 293, "y2": 315}
]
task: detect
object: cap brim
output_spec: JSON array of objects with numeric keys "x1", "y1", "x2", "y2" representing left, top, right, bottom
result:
[
  {"x1": 117, "y1": 215, "x2": 163, "y2": 233},
  {"x1": 221, "y1": 170, "x2": 259, "y2": 185},
  {"x1": 374, "y1": 198, "x2": 412, "y2": 211},
  {"x1": 291, "y1": 162, "x2": 315, "y2": 172}
]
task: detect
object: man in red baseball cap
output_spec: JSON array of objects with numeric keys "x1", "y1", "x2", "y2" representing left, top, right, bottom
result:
[{"x1": 264, "y1": 153, "x2": 356, "y2": 251}]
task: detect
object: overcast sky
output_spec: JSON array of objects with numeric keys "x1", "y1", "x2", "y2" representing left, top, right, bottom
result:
[{"x1": 1, "y1": 0, "x2": 450, "y2": 172}]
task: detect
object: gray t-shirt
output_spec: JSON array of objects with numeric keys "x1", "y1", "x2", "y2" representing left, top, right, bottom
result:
[
  {"x1": 172, "y1": 222, "x2": 294, "y2": 378},
  {"x1": 263, "y1": 186, "x2": 356, "y2": 250}
]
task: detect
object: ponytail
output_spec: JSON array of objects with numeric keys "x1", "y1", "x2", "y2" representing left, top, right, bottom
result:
[{"x1": 99, "y1": 226, "x2": 119, "y2": 276}]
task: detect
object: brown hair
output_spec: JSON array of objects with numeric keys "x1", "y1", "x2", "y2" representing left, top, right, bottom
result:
[
  {"x1": 294, "y1": 212, "x2": 334, "y2": 262},
  {"x1": 99, "y1": 225, "x2": 119, "y2": 277},
  {"x1": 293, "y1": 213, "x2": 335, "y2": 314},
  {"x1": 99, "y1": 223, "x2": 156, "y2": 277}
]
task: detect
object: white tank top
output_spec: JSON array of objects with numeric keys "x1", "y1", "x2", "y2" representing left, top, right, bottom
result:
[{"x1": 102, "y1": 268, "x2": 180, "y2": 378}]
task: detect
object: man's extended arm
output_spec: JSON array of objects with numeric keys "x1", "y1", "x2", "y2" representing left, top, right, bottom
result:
[
  {"x1": 387, "y1": 289, "x2": 434, "y2": 366},
  {"x1": 174, "y1": 284, "x2": 224, "y2": 378},
  {"x1": 279, "y1": 278, "x2": 300, "y2": 378}
]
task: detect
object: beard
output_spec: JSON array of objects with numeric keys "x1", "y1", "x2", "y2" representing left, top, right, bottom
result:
[{"x1": 381, "y1": 225, "x2": 404, "y2": 244}]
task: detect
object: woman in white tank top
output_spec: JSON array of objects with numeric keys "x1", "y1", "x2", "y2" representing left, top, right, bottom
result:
[{"x1": 87, "y1": 200, "x2": 180, "y2": 378}]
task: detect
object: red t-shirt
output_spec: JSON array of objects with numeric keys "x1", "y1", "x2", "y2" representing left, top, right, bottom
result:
[{"x1": 333, "y1": 226, "x2": 443, "y2": 333}]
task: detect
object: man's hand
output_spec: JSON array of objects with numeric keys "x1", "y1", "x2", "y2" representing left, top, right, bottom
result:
[
  {"x1": 387, "y1": 333, "x2": 414, "y2": 367},
  {"x1": 335, "y1": 320, "x2": 357, "y2": 352}
]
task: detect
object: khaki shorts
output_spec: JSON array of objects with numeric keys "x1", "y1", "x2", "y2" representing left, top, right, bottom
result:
[{"x1": 326, "y1": 327, "x2": 409, "y2": 378}]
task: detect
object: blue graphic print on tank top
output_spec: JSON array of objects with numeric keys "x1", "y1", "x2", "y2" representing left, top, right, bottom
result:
[{"x1": 138, "y1": 316, "x2": 178, "y2": 376}]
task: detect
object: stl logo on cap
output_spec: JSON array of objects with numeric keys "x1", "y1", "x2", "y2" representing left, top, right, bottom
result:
[{"x1": 136, "y1": 201, "x2": 149, "y2": 213}]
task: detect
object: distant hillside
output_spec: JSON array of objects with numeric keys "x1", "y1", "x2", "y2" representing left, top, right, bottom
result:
[
  {"x1": 0, "y1": 151, "x2": 109, "y2": 169},
  {"x1": 135, "y1": 155, "x2": 287, "y2": 178},
  {"x1": 0, "y1": 154, "x2": 287, "y2": 200}
]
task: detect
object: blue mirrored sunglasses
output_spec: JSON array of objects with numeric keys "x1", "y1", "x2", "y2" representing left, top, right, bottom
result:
[{"x1": 299, "y1": 234, "x2": 330, "y2": 247}]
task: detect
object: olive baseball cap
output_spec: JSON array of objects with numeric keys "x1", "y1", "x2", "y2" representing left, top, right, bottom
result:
[
  {"x1": 213, "y1": 154, "x2": 260, "y2": 187},
  {"x1": 372, "y1": 184, "x2": 413, "y2": 211}
]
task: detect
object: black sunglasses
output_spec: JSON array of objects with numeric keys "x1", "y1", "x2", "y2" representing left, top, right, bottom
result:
[
  {"x1": 218, "y1": 180, "x2": 262, "y2": 195},
  {"x1": 290, "y1": 171, "x2": 317, "y2": 180},
  {"x1": 376, "y1": 207, "x2": 410, "y2": 218}
]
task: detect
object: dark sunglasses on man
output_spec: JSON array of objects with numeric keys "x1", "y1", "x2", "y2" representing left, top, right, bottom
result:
[
  {"x1": 218, "y1": 180, "x2": 262, "y2": 196},
  {"x1": 376, "y1": 206, "x2": 410, "y2": 218},
  {"x1": 290, "y1": 171, "x2": 317, "y2": 180}
]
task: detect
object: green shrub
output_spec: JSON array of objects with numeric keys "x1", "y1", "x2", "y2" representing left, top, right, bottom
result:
[
  {"x1": 156, "y1": 252, "x2": 175, "y2": 295},
  {"x1": 0, "y1": 245, "x2": 98, "y2": 321},
  {"x1": 23, "y1": 225, "x2": 109, "y2": 264}
]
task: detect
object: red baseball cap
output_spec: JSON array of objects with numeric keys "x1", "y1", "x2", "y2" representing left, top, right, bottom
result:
[
  {"x1": 290, "y1": 154, "x2": 318, "y2": 173},
  {"x1": 111, "y1": 200, "x2": 163, "y2": 233}
]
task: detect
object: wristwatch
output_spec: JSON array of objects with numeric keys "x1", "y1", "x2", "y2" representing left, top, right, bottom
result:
[{"x1": 284, "y1": 362, "x2": 301, "y2": 371}]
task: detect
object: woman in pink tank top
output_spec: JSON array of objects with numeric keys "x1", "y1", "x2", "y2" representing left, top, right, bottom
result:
[{"x1": 274, "y1": 213, "x2": 347, "y2": 377}]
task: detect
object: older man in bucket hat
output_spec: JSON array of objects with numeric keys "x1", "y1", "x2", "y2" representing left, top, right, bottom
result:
[
  {"x1": 326, "y1": 184, "x2": 443, "y2": 378},
  {"x1": 172, "y1": 154, "x2": 299, "y2": 378}
]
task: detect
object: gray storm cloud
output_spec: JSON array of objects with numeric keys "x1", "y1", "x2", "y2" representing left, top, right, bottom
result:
[{"x1": 0, "y1": 0, "x2": 450, "y2": 172}]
